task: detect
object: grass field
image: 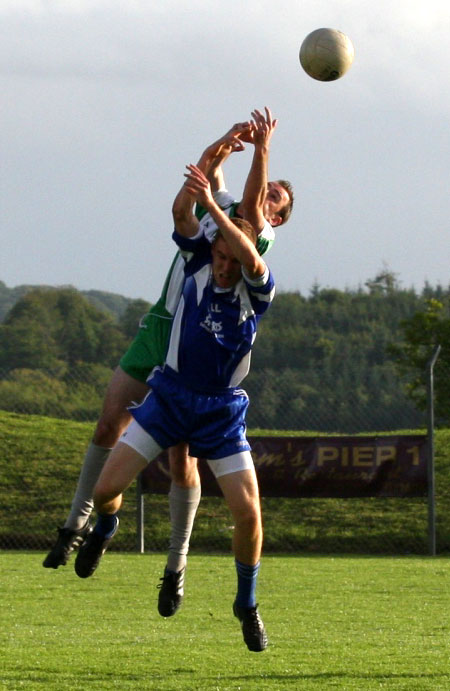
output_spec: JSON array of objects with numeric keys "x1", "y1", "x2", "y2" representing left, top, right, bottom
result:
[{"x1": 1, "y1": 552, "x2": 450, "y2": 690}]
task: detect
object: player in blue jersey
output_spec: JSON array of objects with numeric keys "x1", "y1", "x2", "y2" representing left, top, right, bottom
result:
[
  {"x1": 43, "y1": 109, "x2": 293, "y2": 582},
  {"x1": 75, "y1": 160, "x2": 275, "y2": 652}
]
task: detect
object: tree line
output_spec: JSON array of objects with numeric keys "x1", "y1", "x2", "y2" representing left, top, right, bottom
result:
[{"x1": 0, "y1": 273, "x2": 449, "y2": 430}]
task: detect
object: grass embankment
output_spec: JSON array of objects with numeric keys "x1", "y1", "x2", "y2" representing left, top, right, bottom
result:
[{"x1": 1, "y1": 410, "x2": 450, "y2": 554}]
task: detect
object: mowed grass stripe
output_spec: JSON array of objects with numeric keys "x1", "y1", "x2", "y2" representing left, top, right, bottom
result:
[{"x1": 1, "y1": 552, "x2": 450, "y2": 690}]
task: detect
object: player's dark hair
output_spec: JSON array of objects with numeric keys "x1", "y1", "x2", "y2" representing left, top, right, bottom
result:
[
  {"x1": 214, "y1": 218, "x2": 257, "y2": 247},
  {"x1": 276, "y1": 179, "x2": 294, "y2": 225}
]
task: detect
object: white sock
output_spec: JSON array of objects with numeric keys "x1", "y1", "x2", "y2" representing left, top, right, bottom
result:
[{"x1": 166, "y1": 482, "x2": 201, "y2": 573}]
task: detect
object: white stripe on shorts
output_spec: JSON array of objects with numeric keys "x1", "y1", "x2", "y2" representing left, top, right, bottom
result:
[
  {"x1": 119, "y1": 420, "x2": 162, "y2": 462},
  {"x1": 207, "y1": 451, "x2": 254, "y2": 479}
]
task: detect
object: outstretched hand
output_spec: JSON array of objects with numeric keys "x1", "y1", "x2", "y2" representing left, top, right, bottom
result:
[
  {"x1": 209, "y1": 109, "x2": 277, "y2": 160},
  {"x1": 226, "y1": 120, "x2": 254, "y2": 145},
  {"x1": 183, "y1": 164, "x2": 214, "y2": 207},
  {"x1": 206, "y1": 127, "x2": 248, "y2": 166},
  {"x1": 250, "y1": 106, "x2": 278, "y2": 146}
]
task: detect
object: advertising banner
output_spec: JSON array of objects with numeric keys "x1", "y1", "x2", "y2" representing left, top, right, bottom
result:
[{"x1": 140, "y1": 435, "x2": 428, "y2": 499}]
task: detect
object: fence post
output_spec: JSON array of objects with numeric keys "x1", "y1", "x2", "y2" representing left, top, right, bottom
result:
[
  {"x1": 426, "y1": 344, "x2": 441, "y2": 556},
  {"x1": 136, "y1": 474, "x2": 144, "y2": 553}
]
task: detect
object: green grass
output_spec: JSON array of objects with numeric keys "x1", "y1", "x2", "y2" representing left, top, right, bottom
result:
[{"x1": 1, "y1": 552, "x2": 450, "y2": 690}]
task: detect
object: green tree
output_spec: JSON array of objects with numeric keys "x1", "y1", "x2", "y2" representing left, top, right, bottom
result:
[
  {"x1": 118, "y1": 299, "x2": 152, "y2": 341},
  {"x1": 390, "y1": 298, "x2": 450, "y2": 424},
  {"x1": 0, "y1": 288, "x2": 128, "y2": 371},
  {"x1": 0, "y1": 291, "x2": 63, "y2": 370}
]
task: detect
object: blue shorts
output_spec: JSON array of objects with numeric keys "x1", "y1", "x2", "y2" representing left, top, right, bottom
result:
[{"x1": 129, "y1": 367, "x2": 251, "y2": 460}]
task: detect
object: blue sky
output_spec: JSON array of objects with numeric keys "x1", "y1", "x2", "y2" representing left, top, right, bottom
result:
[{"x1": 1, "y1": 0, "x2": 449, "y2": 301}]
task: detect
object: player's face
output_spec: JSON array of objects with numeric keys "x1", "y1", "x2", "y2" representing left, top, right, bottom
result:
[
  {"x1": 264, "y1": 182, "x2": 290, "y2": 227},
  {"x1": 211, "y1": 236, "x2": 242, "y2": 289}
]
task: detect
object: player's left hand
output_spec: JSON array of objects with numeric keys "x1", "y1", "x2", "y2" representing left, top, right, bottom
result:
[{"x1": 250, "y1": 107, "x2": 278, "y2": 145}]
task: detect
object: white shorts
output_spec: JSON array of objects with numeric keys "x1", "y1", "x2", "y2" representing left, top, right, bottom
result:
[
  {"x1": 206, "y1": 451, "x2": 254, "y2": 478},
  {"x1": 120, "y1": 420, "x2": 254, "y2": 478}
]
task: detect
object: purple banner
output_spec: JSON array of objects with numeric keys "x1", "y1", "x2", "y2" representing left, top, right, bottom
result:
[{"x1": 140, "y1": 435, "x2": 428, "y2": 499}]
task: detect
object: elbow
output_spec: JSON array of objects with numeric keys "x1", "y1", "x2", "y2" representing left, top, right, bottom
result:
[
  {"x1": 172, "y1": 201, "x2": 185, "y2": 225},
  {"x1": 245, "y1": 257, "x2": 266, "y2": 280}
]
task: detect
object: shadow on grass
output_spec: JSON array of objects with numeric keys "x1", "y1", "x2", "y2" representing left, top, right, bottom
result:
[{"x1": 203, "y1": 671, "x2": 450, "y2": 683}]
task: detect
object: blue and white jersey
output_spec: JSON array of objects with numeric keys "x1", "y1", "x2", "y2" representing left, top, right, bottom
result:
[
  {"x1": 162, "y1": 230, "x2": 275, "y2": 391},
  {"x1": 153, "y1": 190, "x2": 275, "y2": 319}
]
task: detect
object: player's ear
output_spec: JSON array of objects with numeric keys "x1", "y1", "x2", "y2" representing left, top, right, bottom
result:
[{"x1": 270, "y1": 213, "x2": 283, "y2": 228}]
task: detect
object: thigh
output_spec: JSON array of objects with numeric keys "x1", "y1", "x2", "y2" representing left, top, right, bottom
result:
[
  {"x1": 101, "y1": 366, "x2": 149, "y2": 418},
  {"x1": 215, "y1": 467, "x2": 260, "y2": 519},
  {"x1": 95, "y1": 440, "x2": 150, "y2": 502},
  {"x1": 168, "y1": 443, "x2": 198, "y2": 486},
  {"x1": 93, "y1": 367, "x2": 150, "y2": 446}
]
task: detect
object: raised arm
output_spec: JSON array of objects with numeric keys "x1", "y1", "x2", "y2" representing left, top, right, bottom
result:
[
  {"x1": 239, "y1": 107, "x2": 278, "y2": 232},
  {"x1": 172, "y1": 129, "x2": 247, "y2": 237},
  {"x1": 183, "y1": 164, "x2": 266, "y2": 279},
  {"x1": 206, "y1": 122, "x2": 254, "y2": 193}
]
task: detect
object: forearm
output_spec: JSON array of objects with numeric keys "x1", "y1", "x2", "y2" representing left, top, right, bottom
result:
[
  {"x1": 203, "y1": 122, "x2": 251, "y2": 191},
  {"x1": 196, "y1": 136, "x2": 234, "y2": 179},
  {"x1": 172, "y1": 186, "x2": 195, "y2": 231},
  {"x1": 196, "y1": 143, "x2": 221, "y2": 176},
  {"x1": 206, "y1": 200, "x2": 265, "y2": 277},
  {"x1": 207, "y1": 156, "x2": 226, "y2": 193},
  {"x1": 239, "y1": 142, "x2": 269, "y2": 230},
  {"x1": 239, "y1": 107, "x2": 277, "y2": 232},
  {"x1": 172, "y1": 142, "x2": 228, "y2": 234}
]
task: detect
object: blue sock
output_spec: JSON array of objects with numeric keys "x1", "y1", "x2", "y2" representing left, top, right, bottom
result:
[
  {"x1": 94, "y1": 513, "x2": 118, "y2": 539},
  {"x1": 235, "y1": 559, "x2": 260, "y2": 609}
]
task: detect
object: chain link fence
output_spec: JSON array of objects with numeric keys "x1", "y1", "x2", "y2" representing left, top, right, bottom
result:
[
  {"x1": 1, "y1": 356, "x2": 449, "y2": 556},
  {"x1": 0, "y1": 363, "x2": 427, "y2": 431}
]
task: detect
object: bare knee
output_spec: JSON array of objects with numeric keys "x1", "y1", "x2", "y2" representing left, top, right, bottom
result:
[
  {"x1": 93, "y1": 477, "x2": 122, "y2": 514},
  {"x1": 93, "y1": 412, "x2": 130, "y2": 447},
  {"x1": 93, "y1": 476, "x2": 114, "y2": 507},
  {"x1": 233, "y1": 503, "x2": 261, "y2": 534}
]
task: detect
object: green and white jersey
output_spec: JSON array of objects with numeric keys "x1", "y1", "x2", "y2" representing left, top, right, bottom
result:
[
  {"x1": 119, "y1": 189, "x2": 275, "y2": 382},
  {"x1": 197, "y1": 189, "x2": 275, "y2": 256}
]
